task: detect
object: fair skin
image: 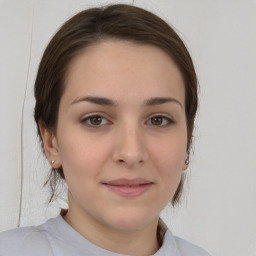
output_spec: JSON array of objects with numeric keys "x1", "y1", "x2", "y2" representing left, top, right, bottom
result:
[{"x1": 40, "y1": 40, "x2": 188, "y2": 256}]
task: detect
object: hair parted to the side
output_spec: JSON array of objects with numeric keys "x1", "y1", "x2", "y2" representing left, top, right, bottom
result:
[{"x1": 34, "y1": 4, "x2": 198, "y2": 205}]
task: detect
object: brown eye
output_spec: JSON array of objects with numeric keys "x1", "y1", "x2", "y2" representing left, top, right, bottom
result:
[
  {"x1": 147, "y1": 115, "x2": 173, "y2": 127},
  {"x1": 82, "y1": 115, "x2": 109, "y2": 127},
  {"x1": 151, "y1": 116, "x2": 163, "y2": 125},
  {"x1": 90, "y1": 116, "x2": 102, "y2": 125}
]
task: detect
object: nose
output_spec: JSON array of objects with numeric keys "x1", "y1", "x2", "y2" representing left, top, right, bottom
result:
[{"x1": 112, "y1": 123, "x2": 148, "y2": 169}]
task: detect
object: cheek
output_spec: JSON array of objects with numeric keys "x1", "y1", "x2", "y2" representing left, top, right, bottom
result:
[
  {"x1": 145, "y1": 139, "x2": 186, "y2": 205},
  {"x1": 150, "y1": 137, "x2": 187, "y2": 171},
  {"x1": 57, "y1": 131, "x2": 111, "y2": 180}
]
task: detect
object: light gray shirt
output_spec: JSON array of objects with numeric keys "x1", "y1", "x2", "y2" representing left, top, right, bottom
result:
[{"x1": 0, "y1": 215, "x2": 211, "y2": 256}]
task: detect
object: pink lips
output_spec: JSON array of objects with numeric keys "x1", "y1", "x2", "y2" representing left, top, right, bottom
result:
[{"x1": 103, "y1": 178, "x2": 153, "y2": 197}]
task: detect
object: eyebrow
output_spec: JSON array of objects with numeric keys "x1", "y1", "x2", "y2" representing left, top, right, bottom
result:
[
  {"x1": 71, "y1": 96, "x2": 116, "y2": 106},
  {"x1": 145, "y1": 97, "x2": 183, "y2": 108},
  {"x1": 71, "y1": 96, "x2": 182, "y2": 108}
]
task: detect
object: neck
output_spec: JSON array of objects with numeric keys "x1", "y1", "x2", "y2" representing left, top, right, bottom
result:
[{"x1": 63, "y1": 202, "x2": 160, "y2": 256}]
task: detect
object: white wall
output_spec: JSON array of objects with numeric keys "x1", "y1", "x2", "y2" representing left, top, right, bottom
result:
[{"x1": 0, "y1": 0, "x2": 256, "y2": 255}]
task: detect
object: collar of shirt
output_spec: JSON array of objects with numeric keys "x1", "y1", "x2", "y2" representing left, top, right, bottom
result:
[{"x1": 43, "y1": 215, "x2": 179, "y2": 256}]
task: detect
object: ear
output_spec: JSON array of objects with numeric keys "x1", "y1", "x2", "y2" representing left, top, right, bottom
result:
[
  {"x1": 39, "y1": 121, "x2": 61, "y2": 169},
  {"x1": 182, "y1": 152, "x2": 189, "y2": 171}
]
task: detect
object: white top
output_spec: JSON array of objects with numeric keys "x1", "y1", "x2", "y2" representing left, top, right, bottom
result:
[{"x1": 0, "y1": 215, "x2": 211, "y2": 256}]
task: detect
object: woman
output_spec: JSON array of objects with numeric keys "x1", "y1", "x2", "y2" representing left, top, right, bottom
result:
[{"x1": 0, "y1": 4, "x2": 210, "y2": 256}]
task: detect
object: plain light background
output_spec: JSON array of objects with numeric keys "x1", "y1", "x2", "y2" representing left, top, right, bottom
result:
[{"x1": 0, "y1": 0, "x2": 256, "y2": 255}]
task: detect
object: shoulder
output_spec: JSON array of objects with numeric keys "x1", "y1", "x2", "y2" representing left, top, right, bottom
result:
[
  {"x1": 158, "y1": 219, "x2": 211, "y2": 256},
  {"x1": 0, "y1": 222, "x2": 54, "y2": 256},
  {"x1": 173, "y1": 235, "x2": 211, "y2": 256}
]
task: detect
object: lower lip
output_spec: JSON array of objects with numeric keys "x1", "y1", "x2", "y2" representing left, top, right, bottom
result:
[{"x1": 104, "y1": 183, "x2": 152, "y2": 197}]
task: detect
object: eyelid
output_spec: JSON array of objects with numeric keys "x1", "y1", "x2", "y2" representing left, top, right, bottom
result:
[
  {"x1": 80, "y1": 112, "x2": 112, "y2": 127},
  {"x1": 145, "y1": 113, "x2": 175, "y2": 126},
  {"x1": 80, "y1": 112, "x2": 174, "y2": 128}
]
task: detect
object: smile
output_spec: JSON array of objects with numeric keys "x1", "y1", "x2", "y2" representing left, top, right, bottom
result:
[{"x1": 103, "y1": 178, "x2": 153, "y2": 197}]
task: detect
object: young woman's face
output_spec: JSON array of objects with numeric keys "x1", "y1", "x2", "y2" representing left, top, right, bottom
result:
[{"x1": 50, "y1": 40, "x2": 188, "y2": 231}]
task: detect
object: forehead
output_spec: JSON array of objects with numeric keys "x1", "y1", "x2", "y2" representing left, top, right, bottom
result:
[{"x1": 63, "y1": 40, "x2": 185, "y2": 106}]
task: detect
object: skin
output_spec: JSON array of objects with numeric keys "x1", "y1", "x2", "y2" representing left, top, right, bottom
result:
[{"x1": 40, "y1": 40, "x2": 188, "y2": 256}]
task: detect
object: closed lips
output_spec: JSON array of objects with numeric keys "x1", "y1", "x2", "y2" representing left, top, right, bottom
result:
[
  {"x1": 103, "y1": 178, "x2": 153, "y2": 186},
  {"x1": 102, "y1": 179, "x2": 153, "y2": 197}
]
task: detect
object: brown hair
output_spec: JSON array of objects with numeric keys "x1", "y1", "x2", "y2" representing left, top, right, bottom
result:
[{"x1": 34, "y1": 4, "x2": 198, "y2": 205}]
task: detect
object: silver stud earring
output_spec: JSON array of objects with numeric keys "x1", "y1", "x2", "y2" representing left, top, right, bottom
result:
[
  {"x1": 185, "y1": 158, "x2": 189, "y2": 165},
  {"x1": 51, "y1": 160, "x2": 55, "y2": 165}
]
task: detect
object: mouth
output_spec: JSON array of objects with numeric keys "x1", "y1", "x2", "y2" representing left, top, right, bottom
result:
[{"x1": 102, "y1": 178, "x2": 153, "y2": 197}]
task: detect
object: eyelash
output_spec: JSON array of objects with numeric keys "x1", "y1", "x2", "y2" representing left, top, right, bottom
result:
[
  {"x1": 81, "y1": 114, "x2": 174, "y2": 128},
  {"x1": 146, "y1": 115, "x2": 174, "y2": 127},
  {"x1": 81, "y1": 114, "x2": 111, "y2": 128}
]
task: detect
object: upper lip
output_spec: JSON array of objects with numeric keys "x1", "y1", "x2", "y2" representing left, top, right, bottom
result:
[{"x1": 103, "y1": 178, "x2": 153, "y2": 186}]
